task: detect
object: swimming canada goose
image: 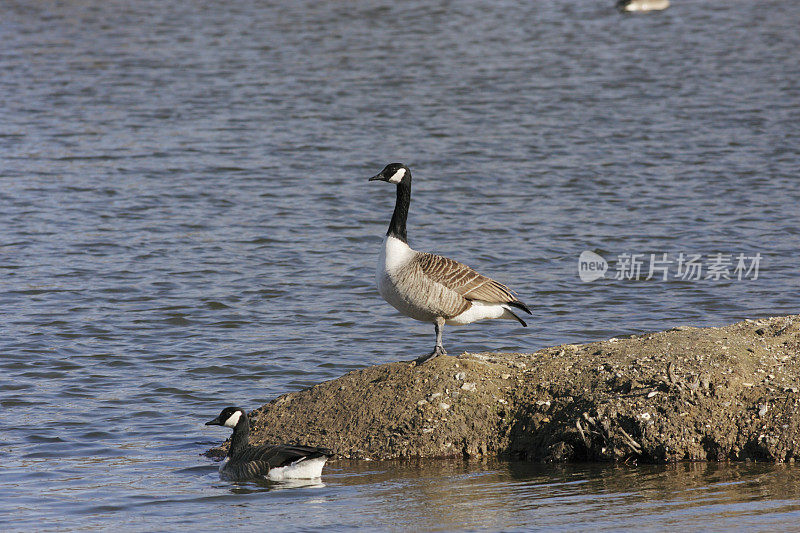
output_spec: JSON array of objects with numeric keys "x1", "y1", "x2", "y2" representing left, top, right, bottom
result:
[
  {"x1": 616, "y1": 0, "x2": 670, "y2": 12},
  {"x1": 369, "y1": 163, "x2": 531, "y2": 363},
  {"x1": 205, "y1": 406, "x2": 332, "y2": 481}
]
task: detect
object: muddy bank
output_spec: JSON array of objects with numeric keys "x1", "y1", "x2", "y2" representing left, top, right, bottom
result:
[{"x1": 207, "y1": 315, "x2": 800, "y2": 463}]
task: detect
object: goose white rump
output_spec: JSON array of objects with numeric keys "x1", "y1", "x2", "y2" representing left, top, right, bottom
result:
[{"x1": 266, "y1": 456, "x2": 329, "y2": 481}]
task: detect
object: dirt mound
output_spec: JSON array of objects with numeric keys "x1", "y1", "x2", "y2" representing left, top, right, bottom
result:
[{"x1": 207, "y1": 315, "x2": 800, "y2": 463}]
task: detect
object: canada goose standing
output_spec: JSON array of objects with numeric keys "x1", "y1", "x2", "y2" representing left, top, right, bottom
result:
[
  {"x1": 616, "y1": 0, "x2": 670, "y2": 12},
  {"x1": 205, "y1": 407, "x2": 332, "y2": 481},
  {"x1": 369, "y1": 163, "x2": 531, "y2": 363}
]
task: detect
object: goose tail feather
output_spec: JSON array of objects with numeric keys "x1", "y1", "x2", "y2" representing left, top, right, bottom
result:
[
  {"x1": 502, "y1": 306, "x2": 528, "y2": 327},
  {"x1": 508, "y1": 300, "x2": 532, "y2": 315}
]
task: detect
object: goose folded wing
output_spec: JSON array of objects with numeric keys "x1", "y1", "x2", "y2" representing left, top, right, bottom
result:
[
  {"x1": 226, "y1": 459, "x2": 273, "y2": 480},
  {"x1": 249, "y1": 444, "x2": 331, "y2": 467},
  {"x1": 416, "y1": 253, "x2": 521, "y2": 305}
]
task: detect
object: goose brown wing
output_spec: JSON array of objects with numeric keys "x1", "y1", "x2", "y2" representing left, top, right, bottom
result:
[{"x1": 416, "y1": 252, "x2": 529, "y2": 310}]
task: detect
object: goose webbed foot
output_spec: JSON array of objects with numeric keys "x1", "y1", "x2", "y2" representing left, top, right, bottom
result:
[
  {"x1": 412, "y1": 345, "x2": 447, "y2": 365},
  {"x1": 409, "y1": 318, "x2": 448, "y2": 366},
  {"x1": 431, "y1": 345, "x2": 447, "y2": 358}
]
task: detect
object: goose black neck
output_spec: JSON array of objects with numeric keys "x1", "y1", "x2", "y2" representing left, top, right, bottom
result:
[
  {"x1": 387, "y1": 180, "x2": 410, "y2": 243},
  {"x1": 228, "y1": 416, "x2": 250, "y2": 458}
]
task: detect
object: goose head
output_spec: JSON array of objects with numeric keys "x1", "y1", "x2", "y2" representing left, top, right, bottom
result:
[
  {"x1": 205, "y1": 406, "x2": 246, "y2": 429},
  {"x1": 369, "y1": 163, "x2": 411, "y2": 185}
]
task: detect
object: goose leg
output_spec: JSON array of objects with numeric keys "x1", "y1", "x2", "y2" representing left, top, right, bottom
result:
[
  {"x1": 433, "y1": 317, "x2": 447, "y2": 356},
  {"x1": 415, "y1": 317, "x2": 447, "y2": 364}
]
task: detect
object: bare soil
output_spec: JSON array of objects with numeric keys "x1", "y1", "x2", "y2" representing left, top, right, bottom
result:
[{"x1": 207, "y1": 315, "x2": 800, "y2": 464}]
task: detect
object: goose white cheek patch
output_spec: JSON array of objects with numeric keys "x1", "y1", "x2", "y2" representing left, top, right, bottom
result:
[
  {"x1": 223, "y1": 411, "x2": 242, "y2": 428},
  {"x1": 387, "y1": 168, "x2": 406, "y2": 183}
]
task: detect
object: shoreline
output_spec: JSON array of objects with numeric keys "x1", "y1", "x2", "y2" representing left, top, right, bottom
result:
[{"x1": 207, "y1": 315, "x2": 800, "y2": 464}]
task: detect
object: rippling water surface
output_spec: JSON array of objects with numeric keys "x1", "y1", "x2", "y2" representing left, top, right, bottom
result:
[{"x1": 2, "y1": 0, "x2": 799, "y2": 530}]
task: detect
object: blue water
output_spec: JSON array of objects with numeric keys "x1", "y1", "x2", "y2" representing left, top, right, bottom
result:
[{"x1": 2, "y1": 0, "x2": 799, "y2": 530}]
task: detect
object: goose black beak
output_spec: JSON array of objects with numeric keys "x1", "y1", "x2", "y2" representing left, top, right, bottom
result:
[
  {"x1": 205, "y1": 417, "x2": 222, "y2": 426},
  {"x1": 368, "y1": 174, "x2": 384, "y2": 182}
]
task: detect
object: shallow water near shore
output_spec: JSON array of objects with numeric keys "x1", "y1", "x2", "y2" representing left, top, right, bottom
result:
[{"x1": 2, "y1": 0, "x2": 799, "y2": 530}]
